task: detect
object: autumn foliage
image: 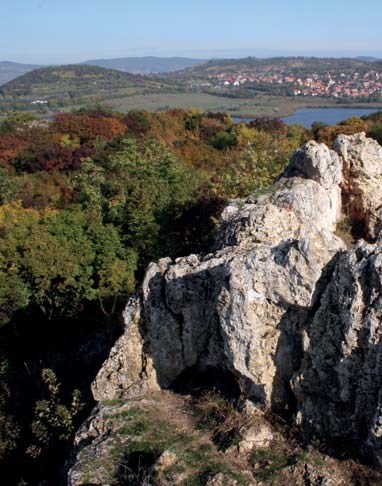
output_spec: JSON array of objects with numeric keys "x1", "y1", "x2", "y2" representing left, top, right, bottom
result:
[
  {"x1": 52, "y1": 113, "x2": 127, "y2": 144},
  {"x1": 1, "y1": 107, "x2": 382, "y2": 483},
  {"x1": 0, "y1": 133, "x2": 28, "y2": 166}
]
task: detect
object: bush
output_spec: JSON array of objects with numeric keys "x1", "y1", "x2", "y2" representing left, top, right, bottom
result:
[{"x1": 211, "y1": 131, "x2": 237, "y2": 150}]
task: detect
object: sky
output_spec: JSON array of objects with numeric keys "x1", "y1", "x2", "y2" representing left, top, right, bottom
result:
[{"x1": 1, "y1": 0, "x2": 382, "y2": 64}]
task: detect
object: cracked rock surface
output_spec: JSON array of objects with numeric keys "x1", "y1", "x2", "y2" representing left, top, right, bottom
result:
[
  {"x1": 92, "y1": 138, "x2": 345, "y2": 410},
  {"x1": 70, "y1": 133, "x2": 382, "y2": 482}
]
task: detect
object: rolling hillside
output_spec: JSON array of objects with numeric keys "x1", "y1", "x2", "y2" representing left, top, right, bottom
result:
[{"x1": 0, "y1": 64, "x2": 170, "y2": 112}]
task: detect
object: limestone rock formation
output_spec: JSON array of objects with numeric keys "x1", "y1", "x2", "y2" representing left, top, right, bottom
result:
[
  {"x1": 68, "y1": 132, "x2": 382, "y2": 483},
  {"x1": 292, "y1": 241, "x2": 382, "y2": 464},
  {"x1": 92, "y1": 138, "x2": 345, "y2": 410},
  {"x1": 335, "y1": 132, "x2": 382, "y2": 240},
  {"x1": 91, "y1": 294, "x2": 160, "y2": 401}
]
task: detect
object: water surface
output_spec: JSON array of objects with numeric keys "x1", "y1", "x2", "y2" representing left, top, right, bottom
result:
[
  {"x1": 234, "y1": 107, "x2": 381, "y2": 128},
  {"x1": 282, "y1": 107, "x2": 380, "y2": 128}
]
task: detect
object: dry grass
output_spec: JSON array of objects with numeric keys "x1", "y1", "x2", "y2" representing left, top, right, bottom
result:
[
  {"x1": 77, "y1": 389, "x2": 382, "y2": 485},
  {"x1": 193, "y1": 391, "x2": 251, "y2": 450}
]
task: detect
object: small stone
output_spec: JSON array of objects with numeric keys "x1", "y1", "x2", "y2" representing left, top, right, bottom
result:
[
  {"x1": 206, "y1": 472, "x2": 238, "y2": 485},
  {"x1": 238, "y1": 423, "x2": 274, "y2": 453},
  {"x1": 241, "y1": 399, "x2": 264, "y2": 417},
  {"x1": 155, "y1": 449, "x2": 178, "y2": 469}
]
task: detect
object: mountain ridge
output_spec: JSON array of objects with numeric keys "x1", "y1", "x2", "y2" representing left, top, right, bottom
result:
[
  {"x1": 0, "y1": 56, "x2": 205, "y2": 86},
  {"x1": 84, "y1": 56, "x2": 204, "y2": 73},
  {"x1": 0, "y1": 60, "x2": 42, "y2": 86}
]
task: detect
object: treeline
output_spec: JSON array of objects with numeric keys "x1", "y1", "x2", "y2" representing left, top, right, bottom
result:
[
  {"x1": 179, "y1": 56, "x2": 382, "y2": 78},
  {"x1": 0, "y1": 106, "x2": 382, "y2": 484}
]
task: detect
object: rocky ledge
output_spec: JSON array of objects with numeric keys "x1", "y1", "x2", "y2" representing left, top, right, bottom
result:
[{"x1": 67, "y1": 133, "x2": 382, "y2": 484}]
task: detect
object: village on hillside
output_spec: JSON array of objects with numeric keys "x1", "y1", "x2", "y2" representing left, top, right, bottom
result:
[{"x1": 205, "y1": 69, "x2": 382, "y2": 100}]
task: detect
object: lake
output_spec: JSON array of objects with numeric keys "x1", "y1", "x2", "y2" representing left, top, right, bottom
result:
[{"x1": 234, "y1": 107, "x2": 381, "y2": 128}]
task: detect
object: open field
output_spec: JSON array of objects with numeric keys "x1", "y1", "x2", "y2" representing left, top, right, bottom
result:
[
  {"x1": 106, "y1": 92, "x2": 382, "y2": 118},
  {"x1": 2, "y1": 90, "x2": 382, "y2": 122}
]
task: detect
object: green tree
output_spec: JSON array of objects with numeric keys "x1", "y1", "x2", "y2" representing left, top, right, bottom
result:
[
  {"x1": 0, "y1": 112, "x2": 37, "y2": 134},
  {"x1": 27, "y1": 368, "x2": 82, "y2": 459},
  {"x1": 112, "y1": 140, "x2": 200, "y2": 261},
  {"x1": 210, "y1": 131, "x2": 237, "y2": 150},
  {"x1": 72, "y1": 139, "x2": 201, "y2": 265},
  {"x1": 0, "y1": 205, "x2": 136, "y2": 323},
  {"x1": 70, "y1": 158, "x2": 106, "y2": 209},
  {"x1": 0, "y1": 169, "x2": 19, "y2": 205},
  {"x1": 217, "y1": 129, "x2": 299, "y2": 199},
  {"x1": 0, "y1": 356, "x2": 20, "y2": 461}
]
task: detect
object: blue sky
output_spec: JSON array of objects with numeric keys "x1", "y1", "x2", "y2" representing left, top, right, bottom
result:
[{"x1": 1, "y1": 0, "x2": 382, "y2": 63}]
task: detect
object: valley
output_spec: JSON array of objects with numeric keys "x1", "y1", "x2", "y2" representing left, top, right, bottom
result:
[{"x1": 2, "y1": 57, "x2": 382, "y2": 120}]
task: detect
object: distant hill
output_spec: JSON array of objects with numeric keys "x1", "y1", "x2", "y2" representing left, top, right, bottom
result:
[
  {"x1": 0, "y1": 64, "x2": 166, "y2": 112},
  {"x1": 356, "y1": 56, "x2": 381, "y2": 62},
  {"x1": 0, "y1": 61, "x2": 42, "y2": 86},
  {"x1": 84, "y1": 56, "x2": 204, "y2": 74},
  {"x1": 164, "y1": 56, "x2": 382, "y2": 85}
]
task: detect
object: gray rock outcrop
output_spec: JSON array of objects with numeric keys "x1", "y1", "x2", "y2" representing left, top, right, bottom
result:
[
  {"x1": 335, "y1": 132, "x2": 382, "y2": 240},
  {"x1": 92, "y1": 139, "x2": 345, "y2": 410},
  {"x1": 292, "y1": 241, "x2": 382, "y2": 464},
  {"x1": 82, "y1": 132, "x2": 382, "y2": 476}
]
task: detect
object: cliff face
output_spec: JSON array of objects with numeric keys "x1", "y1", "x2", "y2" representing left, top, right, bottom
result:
[{"x1": 68, "y1": 133, "x2": 382, "y2": 484}]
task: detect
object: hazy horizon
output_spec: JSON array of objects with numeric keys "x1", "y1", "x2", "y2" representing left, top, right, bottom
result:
[
  {"x1": 1, "y1": 0, "x2": 381, "y2": 64},
  {"x1": 2, "y1": 49, "x2": 382, "y2": 66}
]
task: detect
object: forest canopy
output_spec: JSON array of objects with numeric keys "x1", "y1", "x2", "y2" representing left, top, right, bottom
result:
[{"x1": 1, "y1": 106, "x2": 382, "y2": 483}]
